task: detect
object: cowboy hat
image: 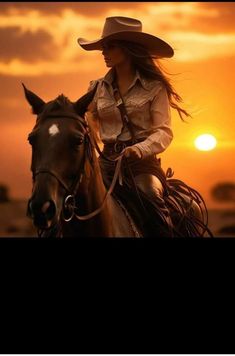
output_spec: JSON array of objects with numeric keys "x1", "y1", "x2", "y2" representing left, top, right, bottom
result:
[{"x1": 77, "y1": 16, "x2": 174, "y2": 58}]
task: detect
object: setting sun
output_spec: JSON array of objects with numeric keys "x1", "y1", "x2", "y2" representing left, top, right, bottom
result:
[{"x1": 194, "y1": 134, "x2": 217, "y2": 151}]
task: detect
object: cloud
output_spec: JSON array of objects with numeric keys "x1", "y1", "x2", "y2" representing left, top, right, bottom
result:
[
  {"x1": 0, "y1": 27, "x2": 59, "y2": 63},
  {"x1": 0, "y1": 8, "x2": 102, "y2": 57},
  {"x1": 196, "y1": 3, "x2": 235, "y2": 33},
  {"x1": 0, "y1": 2, "x2": 235, "y2": 76},
  {"x1": 0, "y1": 54, "x2": 104, "y2": 76},
  {"x1": 167, "y1": 31, "x2": 235, "y2": 62},
  {"x1": 181, "y1": 3, "x2": 235, "y2": 37},
  {"x1": 0, "y1": 2, "x2": 143, "y2": 16},
  {"x1": 144, "y1": 2, "x2": 220, "y2": 32}
]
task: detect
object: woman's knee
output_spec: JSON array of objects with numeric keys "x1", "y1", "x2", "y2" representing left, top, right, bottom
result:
[{"x1": 134, "y1": 174, "x2": 164, "y2": 199}]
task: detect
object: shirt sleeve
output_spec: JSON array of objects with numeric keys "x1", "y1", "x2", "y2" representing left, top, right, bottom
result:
[
  {"x1": 86, "y1": 80, "x2": 99, "y2": 120},
  {"x1": 133, "y1": 84, "x2": 173, "y2": 159}
]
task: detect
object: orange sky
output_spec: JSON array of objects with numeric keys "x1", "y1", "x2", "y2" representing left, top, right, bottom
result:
[{"x1": 0, "y1": 2, "x2": 235, "y2": 209}]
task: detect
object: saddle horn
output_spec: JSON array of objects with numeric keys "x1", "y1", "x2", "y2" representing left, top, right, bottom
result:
[{"x1": 22, "y1": 83, "x2": 45, "y2": 115}]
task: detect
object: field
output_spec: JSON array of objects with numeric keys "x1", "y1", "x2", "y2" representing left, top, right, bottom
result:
[
  {"x1": 0, "y1": 200, "x2": 234, "y2": 238},
  {"x1": 0, "y1": 200, "x2": 37, "y2": 237}
]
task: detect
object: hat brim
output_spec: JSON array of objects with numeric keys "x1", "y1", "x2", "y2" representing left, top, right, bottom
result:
[{"x1": 77, "y1": 31, "x2": 174, "y2": 58}]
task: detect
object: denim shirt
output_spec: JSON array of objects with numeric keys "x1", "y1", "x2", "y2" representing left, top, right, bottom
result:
[{"x1": 87, "y1": 68, "x2": 173, "y2": 159}]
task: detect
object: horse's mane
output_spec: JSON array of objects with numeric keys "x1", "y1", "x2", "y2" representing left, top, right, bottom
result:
[
  {"x1": 53, "y1": 94, "x2": 72, "y2": 109},
  {"x1": 84, "y1": 113, "x2": 103, "y2": 177},
  {"x1": 39, "y1": 94, "x2": 76, "y2": 119},
  {"x1": 85, "y1": 109, "x2": 102, "y2": 148}
]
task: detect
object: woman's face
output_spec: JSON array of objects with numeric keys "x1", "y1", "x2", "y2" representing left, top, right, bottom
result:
[{"x1": 101, "y1": 41, "x2": 129, "y2": 67}]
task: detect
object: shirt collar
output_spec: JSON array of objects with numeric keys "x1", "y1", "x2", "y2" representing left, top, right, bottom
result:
[{"x1": 102, "y1": 68, "x2": 150, "y2": 91}]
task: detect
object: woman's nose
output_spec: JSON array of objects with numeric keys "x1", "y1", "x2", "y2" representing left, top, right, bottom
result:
[{"x1": 102, "y1": 45, "x2": 109, "y2": 55}]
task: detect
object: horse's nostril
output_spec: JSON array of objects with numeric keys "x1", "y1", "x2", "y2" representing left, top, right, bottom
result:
[
  {"x1": 42, "y1": 200, "x2": 56, "y2": 220},
  {"x1": 42, "y1": 201, "x2": 50, "y2": 214}
]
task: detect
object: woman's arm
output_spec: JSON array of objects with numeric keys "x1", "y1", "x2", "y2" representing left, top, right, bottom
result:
[
  {"x1": 85, "y1": 80, "x2": 101, "y2": 142},
  {"x1": 133, "y1": 84, "x2": 173, "y2": 159},
  {"x1": 86, "y1": 80, "x2": 99, "y2": 118}
]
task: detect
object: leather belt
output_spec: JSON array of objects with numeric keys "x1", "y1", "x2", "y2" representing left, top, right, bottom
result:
[{"x1": 103, "y1": 138, "x2": 145, "y2": 155}]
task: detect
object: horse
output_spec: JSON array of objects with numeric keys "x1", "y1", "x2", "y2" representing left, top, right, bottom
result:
[
  {"x1": 23, "y1": 83, "x2": 213, "y2": 238},
  {"x1": 23, "y1": 83, "x2": 143, "y2": 237}
]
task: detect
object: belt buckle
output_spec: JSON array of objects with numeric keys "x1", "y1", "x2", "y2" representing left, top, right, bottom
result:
[
  {"x1": 116, "y1": 98, "x2": 123, "y2": 107},
  {"x1": 114, "y1": 141, "x2": 126, "y2": 153}
]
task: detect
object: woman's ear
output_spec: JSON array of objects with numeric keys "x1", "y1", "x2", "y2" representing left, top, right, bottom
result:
[
  {"x1": 73, "y1": 81, "x2": 98, "y2": 118},
  {"x1": 22, "y1": 83, "x2": 45, "y2": 115}
]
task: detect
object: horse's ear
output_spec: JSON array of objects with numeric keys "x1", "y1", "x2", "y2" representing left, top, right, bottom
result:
[
  {"x1": 73, "y1": 81, "x2": 99, "y2": 118},
  {"x1": 22, "y1": 83, "x2": 45, "y2": 115}
]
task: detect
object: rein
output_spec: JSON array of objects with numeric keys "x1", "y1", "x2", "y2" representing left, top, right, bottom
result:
[
  {"x1": 71, "y1": 129, "x2": 125, "y2": 221},
  {"x1": 73, "y1": 151, "x2": 124, "y2": 221}
]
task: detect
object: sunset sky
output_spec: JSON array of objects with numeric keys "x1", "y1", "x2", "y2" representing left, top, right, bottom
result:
[{"x1": 1, "y1": 1, "x2": 235, "y2": 209}]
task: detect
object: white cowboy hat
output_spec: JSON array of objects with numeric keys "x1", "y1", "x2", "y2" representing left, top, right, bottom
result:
[{"x1": 77, "y1": 16, "x2": 174, "y2": 58}]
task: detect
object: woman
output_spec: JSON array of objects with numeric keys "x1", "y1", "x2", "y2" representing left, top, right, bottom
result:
[{"x1": 77, "y1": 16, "x2": 192, "y2": 237}]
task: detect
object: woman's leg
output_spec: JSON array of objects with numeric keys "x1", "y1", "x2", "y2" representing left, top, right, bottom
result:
[
  {"x1": 134, "y1": 173, "x2": 164, "y2": 199},
  {"x1": 133, "y1": 173, "x2": 174, "y2": 237}
]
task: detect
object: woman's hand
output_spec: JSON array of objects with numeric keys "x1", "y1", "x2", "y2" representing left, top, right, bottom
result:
[{"x1": 123, "y1": 146, "x2": 142, "y2": 160}]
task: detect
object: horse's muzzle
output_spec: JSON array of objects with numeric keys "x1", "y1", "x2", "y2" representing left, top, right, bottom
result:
[{"x1": 27, "y1": 198, "x2": 57, "y2": 229}]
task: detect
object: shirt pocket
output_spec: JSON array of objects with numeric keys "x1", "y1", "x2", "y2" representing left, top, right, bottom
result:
[
  {"x1": 97, "y1": 97, "x2": 116, "y2": 117},
  {"x1": 126, "y1": 96, "x2": 151, "y2": 129},
  {"x1": 97, "y1": 97, "x2": 123, "y2": 138},
  {"x1": 126, "y1": 95, "x2": 151, "y2": 113}
]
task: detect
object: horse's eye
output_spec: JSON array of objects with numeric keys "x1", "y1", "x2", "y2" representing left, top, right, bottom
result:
[
  {"x1": 76, "y1": 137, "x2": 84, "y2": 145},
  {"x1": 72, "y1": 136, "x2": 84, "y2": 146}
]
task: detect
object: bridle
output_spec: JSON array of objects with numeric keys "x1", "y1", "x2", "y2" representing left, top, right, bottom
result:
[{"x1": 31, "y1": 113, "x2": 125, "y2": 228}]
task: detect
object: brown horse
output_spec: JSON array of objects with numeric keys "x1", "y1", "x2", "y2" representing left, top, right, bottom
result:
[
  {"x1": 23, "y1": 84, "x2": 213, "y2": 238},
  {"x1": 23, "y1": 83, "x2": 143, "y2": 237}
]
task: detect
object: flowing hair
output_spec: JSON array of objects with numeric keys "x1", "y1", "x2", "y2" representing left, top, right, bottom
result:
[{"x1": 113, "y1": 40, "x2": 191, "y2": 122}]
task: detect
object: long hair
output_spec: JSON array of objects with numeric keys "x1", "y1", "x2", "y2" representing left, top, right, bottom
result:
[{"x1": 114, "y1": 40, "x2": 191, "y2": 122}]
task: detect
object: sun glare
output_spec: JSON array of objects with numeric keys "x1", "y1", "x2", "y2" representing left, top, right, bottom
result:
[{"x1": 194, "y1": 134, "x2": 217, "y2": 151}]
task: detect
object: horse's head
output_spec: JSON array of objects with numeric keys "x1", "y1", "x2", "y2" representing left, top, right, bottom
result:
[{"x1": 23, "y1": 83, "x2": 98, "y2": 231}]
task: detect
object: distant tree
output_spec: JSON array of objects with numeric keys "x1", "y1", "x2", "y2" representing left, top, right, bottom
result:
[
  {"x1": 211, "y1": 182, "x2": 235, "y2": 237},
  {"x1": 211, "y1": 182, "x2": 235, "y2": 203},
  {"x1": 219, "y1": 225, "x2": 235, "y2": 235},
  {"x1": 0, "y1": 184, "x2": 10, "y2": 203}
]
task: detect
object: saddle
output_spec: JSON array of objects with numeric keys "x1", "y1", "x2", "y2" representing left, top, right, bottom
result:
[
  {"x1": 113, "y1": 180, "x2": 174, "y2": 238},
  {"x1": 99, "y1": 152, "x2": 174, "y2": 237},
  {"x1": 99, "y1": 151, "x2": 213, "y2": 238}
]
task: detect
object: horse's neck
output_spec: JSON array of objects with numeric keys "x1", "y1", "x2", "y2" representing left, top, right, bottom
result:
[{"x1": 75, "y1": 154, "x2": 114, "y2": 237}]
